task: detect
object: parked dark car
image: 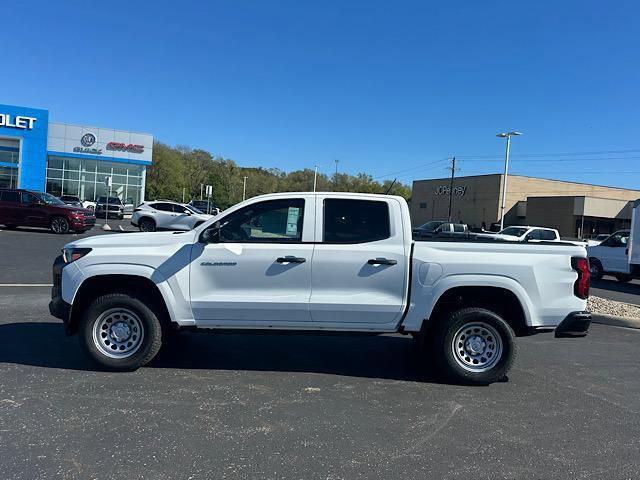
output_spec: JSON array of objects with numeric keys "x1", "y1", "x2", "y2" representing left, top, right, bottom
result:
[
  {"x1": 59, "y1": 195, "x2": 83, "y2": 208},
  {"x1": 0, "y1": 189, "x2": 96, "y2": 233},
  {"x1": 95, "y1": 196, "x2": 124, "y2": 219},
  {"x1": 412, "y1": 220, "x2": 469, "y2": 239},
  {"x1": 188, "y1": 199, "x2": 220, "y2": 215}
]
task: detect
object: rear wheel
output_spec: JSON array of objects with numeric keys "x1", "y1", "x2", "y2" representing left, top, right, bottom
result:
[
  {"x1": 50, "y1": 216, "x2": 70, "y2": 234},
  {"x1": 78, "y1": 293, "x2": 163, "y2": 370},
  {"x1": 139, "y1": 217, "x2": 156, "y2": 232},
  {"x1": 589, "y1": 258, "x2": 604, "y2": 281},
  {"x1": 430, "y1": 307, "x2": 516, "y2": 385}
]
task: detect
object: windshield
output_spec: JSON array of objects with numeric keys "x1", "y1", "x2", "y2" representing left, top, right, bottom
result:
[
  {"x1": 186, "y1": 205, "x2": 204, "y2": 214},
  {"x1": 97, "y1": 196, "x2": 122, "y2": 205},
  {"x1": 499, "y1": 227, "x2": 529, "y2": 237},
  {"x1": 40, "y1": 192, "x2": 65, "y2": 206},
  {"x1": 418, "y1": 221, "x2": 444, "y2": 232}
]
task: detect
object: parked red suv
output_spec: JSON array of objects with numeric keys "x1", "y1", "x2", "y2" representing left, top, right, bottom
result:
[{"x1": 0, "y1": 189, "x2": 96, "y2": 234}]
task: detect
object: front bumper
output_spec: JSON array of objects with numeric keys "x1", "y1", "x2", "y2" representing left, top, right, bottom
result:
[
  {"x1": 554, "y1": 311, "x2": 592, "y2": 338},
  {"x1": 48, "y1": 254, "x2": 73, "y2": 334}
]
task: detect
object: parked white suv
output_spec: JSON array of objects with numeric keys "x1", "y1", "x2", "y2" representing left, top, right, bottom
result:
[
  {"x1": 480, "y1": 226, "x2": 560, "y2": 242},
  {"x1": 131, "y1": 201, "x2": 213, "y2": 232},
  {"x1": 50, "y1": 192, "x2": 591, "y2": 385}
]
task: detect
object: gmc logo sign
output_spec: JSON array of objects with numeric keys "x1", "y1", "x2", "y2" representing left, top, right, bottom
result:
[{"x1": 106, "y1": 142, "x2": 144, "y2": 153}]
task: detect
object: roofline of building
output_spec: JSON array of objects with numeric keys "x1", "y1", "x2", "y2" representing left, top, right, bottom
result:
[
  {"x1": 48, "y1": 120, "x2": 153, "y2": 137},
  {"x1": 412, "y1": 173, "x2": 640, "y2": 193}
]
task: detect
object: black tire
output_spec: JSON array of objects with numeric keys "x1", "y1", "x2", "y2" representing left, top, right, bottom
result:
[
  {"x1": 429, "y1": 307, "x2": 516, "y2": 385},
  {"x1": 615, "y1": 274, "x2": 633, "y2": 283},
  {"x1": 50, "y1": 216, "x2": 70, "y2": 234},
  {"x1": 589, "y1": 258, "x2": 604, "y2": 281},
  {"x1": 139, "y1": 217, "x2": 156, "y2": 232},
  {"x1": 78, "y1": 293, "x2": 163, "y2": 371}
]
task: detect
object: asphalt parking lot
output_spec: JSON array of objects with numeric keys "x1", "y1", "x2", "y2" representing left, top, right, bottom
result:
[{"x1": 1, "y1": 226, "x2": 639, "y2": 479}]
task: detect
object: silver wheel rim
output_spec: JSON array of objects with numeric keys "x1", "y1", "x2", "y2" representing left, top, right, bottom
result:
[
  {"x1": 451, "y1": 322, "x2": 503, "y2": 373},
  {"x1": 92, "y1": 308, "x2": 144, "y2": 359},
  {"x1": 51, "y1": 218, "x2": 68, "y2": 233}
]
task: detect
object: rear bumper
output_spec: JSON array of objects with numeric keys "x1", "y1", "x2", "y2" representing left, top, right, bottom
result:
[{"x1": 554, "y1": 311, "x2": 591, "y2": 338}]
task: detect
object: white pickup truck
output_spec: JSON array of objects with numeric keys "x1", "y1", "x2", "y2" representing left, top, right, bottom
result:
[{"x1": 49, "y1": 192, "x2": 591, "y2": 385}]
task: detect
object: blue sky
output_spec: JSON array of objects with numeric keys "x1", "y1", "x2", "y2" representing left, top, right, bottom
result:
[{"x1": 2, "y1": 0, "x2": 639, "y2": 188}]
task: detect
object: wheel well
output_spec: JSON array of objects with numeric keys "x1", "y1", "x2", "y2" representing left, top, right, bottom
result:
[
  {"x1": 427, "y1": 286, "x2": 528, "y2": 336},
  {"x1": 139, "y1": 216, "x2": 156, "y2": 225},
  {"x1": 67, "y1": 274, "x2": 171, "y2": 335}
]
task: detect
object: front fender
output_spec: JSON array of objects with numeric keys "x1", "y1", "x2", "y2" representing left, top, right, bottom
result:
[{"x1": 63, "y1": 262, "x2": 194, "y2": 326}]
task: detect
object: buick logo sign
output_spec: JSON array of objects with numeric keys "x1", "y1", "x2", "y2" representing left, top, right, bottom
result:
[{"x1": 81, "y1": 133, "x2": 96, "y2": 147}]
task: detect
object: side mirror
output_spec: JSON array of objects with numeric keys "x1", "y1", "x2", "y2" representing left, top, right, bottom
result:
[
  {"x1": 200, "y1": 224, "x2": 220, "y2": 243},
  {"x1": 524, "y1": 234, "x2": 533, "y2": 242}
]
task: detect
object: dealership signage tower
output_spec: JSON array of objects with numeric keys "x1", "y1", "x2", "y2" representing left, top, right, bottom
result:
[{"x1": 0, "y1": 103, "x2": 153, "y2": 206}]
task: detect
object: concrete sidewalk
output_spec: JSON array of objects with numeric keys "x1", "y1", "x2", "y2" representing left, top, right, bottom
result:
[{"x1": 591, "y1": 313, "x2": 640, "y2": 329}]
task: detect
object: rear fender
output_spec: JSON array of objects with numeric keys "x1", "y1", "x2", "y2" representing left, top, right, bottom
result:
[{"x1": 401, "y1": 274, "x2": 534, "y2": 332}]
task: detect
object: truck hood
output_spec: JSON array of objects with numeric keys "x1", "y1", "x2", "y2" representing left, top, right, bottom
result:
[{"x1": 66, "y1": 230, "x2": 196, "y2": 249}]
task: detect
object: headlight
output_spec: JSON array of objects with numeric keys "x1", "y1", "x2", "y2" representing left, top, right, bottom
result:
[
  {"x1": 62, "y1": 247, "x2": 92, "y2": 264},
  {"x1": 71, "y1": 210, "x2": 85, "y2": 216}
]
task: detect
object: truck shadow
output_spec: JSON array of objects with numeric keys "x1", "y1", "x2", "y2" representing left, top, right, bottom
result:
[{"x1": 0, "y1": 322, "x2": 454, "y2": 384}]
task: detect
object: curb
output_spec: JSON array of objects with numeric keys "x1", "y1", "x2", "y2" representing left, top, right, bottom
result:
[{"x1": 591, "y1": 313, "x2": 640, "y2": 330}]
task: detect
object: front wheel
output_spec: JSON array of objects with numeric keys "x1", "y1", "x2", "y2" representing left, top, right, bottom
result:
[
  {"x1": 78, "y1": 293, "x2": 163, "y2": 370},
  {"x1": 50, "y1": 216, "x2": 70, "y2": 234},
  {"x1": 430, "y1": 308, "x2": 516, "y2": 385},
  {"x1": 589, "y1": 258, "x2": 604, "y2": 281}
]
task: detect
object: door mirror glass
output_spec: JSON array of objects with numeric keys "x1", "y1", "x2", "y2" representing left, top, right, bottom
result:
[{"x1": 201, "y1": 224, "x2": 221, "y2": 243}]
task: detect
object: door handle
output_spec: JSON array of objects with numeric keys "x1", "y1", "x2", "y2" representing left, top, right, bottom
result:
[
  {"x1": 276, "y1": 256, "x2": 306, "y2": 264},
  {"x1": 367, "y1": 258, "x2": 397, "y2": 266}
]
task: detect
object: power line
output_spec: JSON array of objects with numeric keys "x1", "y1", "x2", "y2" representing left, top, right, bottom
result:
[{"x1": 373, "y1": 157, "x2": 449, "y2": 180}]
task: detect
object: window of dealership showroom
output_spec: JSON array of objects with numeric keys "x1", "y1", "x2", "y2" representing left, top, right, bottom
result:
[{"x1": 45, "y1": 156, "x2": 145, "y2": 205}]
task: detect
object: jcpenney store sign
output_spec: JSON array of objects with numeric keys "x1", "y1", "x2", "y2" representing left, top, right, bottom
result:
[{"x1": 0, "y1": 113, "x2": 37, "y2": 130}]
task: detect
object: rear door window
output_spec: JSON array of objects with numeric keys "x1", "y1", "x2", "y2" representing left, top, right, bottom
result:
[
  {"x1": 539, "y1": 229, "x2": 557, "y2": 241},
  {"x1": 323, "y1": 199, "x2": 390, "y2": 243},
  {"x1": 154, "y1": 203, "x2": 174, "y2": 212},
  {"x1": 1, "y1": 191, "x2": 19, "y2": 203}
]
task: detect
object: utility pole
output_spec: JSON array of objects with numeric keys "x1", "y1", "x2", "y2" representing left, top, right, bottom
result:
[
  {"x1": 447, "y1": 157, "x2": 456, "y2": 222},
  {"x1": 334, "y1": 159, "x2": 339, "y2": 189},
  {"x1": 242, "y1": 176, "x2": 248, "y2": 201},
  {"x1": 200, "y1": 184, "x2": 203, "y2": 200},
  {"x1": 313, "y1": 165, "x2": 319, "y2": 192}
]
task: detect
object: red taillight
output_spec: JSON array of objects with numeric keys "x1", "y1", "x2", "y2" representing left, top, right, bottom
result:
[{"x1": 572, "y1": 257, "x2": 590, "y2": 299}]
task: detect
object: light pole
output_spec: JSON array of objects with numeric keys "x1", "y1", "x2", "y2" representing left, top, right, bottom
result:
[
  {"x1": 334, "y1": 159, "x2": 339, "y2": 189},
  {"x1": 313, "y1": 165, "x2": 319, "y2": 192},
  {"x1": 242, "y1": 176, "x2": 248, "y2": 201},
  {"x1": 496, "y1": 131, "x2": 522, "y2": 230}
]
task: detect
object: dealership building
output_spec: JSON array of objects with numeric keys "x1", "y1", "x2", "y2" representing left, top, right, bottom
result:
[
  {"x1": 411, "y1": 174, "x2": 640, "y2": 238},
  {"x1": 0, "y1": 103, "x2": 153, "y2": 205}
]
